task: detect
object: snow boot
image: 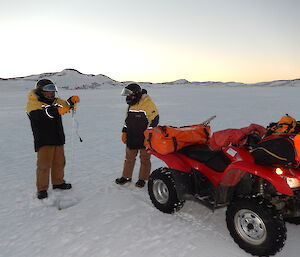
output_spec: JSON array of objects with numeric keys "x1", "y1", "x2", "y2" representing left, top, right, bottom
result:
[
  {"x1": 37, "y1": 190, "x2": 48, "y2": 199},
  {"x1": 53, "y1": 182, "x2": 72, "y2": 190},
  {"x1": 115, "y1": 177, "x2": 132, "y2": 185},
  {"x1": 135, "y1": 179, "x2": 146, "y2": 188}
]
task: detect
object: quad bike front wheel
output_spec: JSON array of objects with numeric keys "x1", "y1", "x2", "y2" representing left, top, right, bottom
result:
[
  {"x1": 285, "y1": 216, "x2": 300, "y2": 225},
  {"x1": 148, "y1": 167, "x2": 185, "y2": 214},
  {"x1": 226, "y1": 197, "x2": 287, "y2": 256}
]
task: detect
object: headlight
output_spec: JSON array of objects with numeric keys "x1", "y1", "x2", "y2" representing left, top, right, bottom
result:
[
  {"x1": 275, "y1": 168, "x2": 284, "y2": 175},
  {"x1": 286, "y1": 177, "x2": 300, "y2": 189},
  {"x1": 275, "y1": 168, "x2": 300, "y2": 188}
]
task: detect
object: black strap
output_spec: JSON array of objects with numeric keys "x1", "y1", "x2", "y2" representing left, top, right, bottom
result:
[
  {"x1": 160, "y1": 126, "x2": 168, "y2": 137},
  {"x1": 204, "y1": 127, "x2": 210, "y2": 143},
  {"x1": 172, "y1": 137, "x2": 178, "y2": 152},
  {"x1": 278, "y1": 122, "x2": 293, "y2": 133}
]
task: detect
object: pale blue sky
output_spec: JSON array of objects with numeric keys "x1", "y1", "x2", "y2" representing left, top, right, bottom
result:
[{"x1": 0, "y1": 0, "x2": 299, "y2": 83}]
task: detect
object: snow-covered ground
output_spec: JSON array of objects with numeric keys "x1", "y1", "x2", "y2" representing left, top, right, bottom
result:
[{"x1": 0, "y1": 79, "x2": 299, "y2": 257}]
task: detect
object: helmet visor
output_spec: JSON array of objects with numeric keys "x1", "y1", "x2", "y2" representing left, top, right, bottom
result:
[
  {"x1": 42, "y1": 84, "x2": 57, "y2": 92},
  {"x1": 121, "y1": 88, "x2": 133, "y2": 96}
]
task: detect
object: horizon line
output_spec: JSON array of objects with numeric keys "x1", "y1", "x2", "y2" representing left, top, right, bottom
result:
[{"x1": 0, "y1": 68, "x2": 299, "y2": 85}]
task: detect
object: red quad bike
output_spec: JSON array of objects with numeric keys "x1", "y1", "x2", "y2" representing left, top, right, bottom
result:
[{"x1": 147, "y1": 135, "x2": 300, "y2": 256}]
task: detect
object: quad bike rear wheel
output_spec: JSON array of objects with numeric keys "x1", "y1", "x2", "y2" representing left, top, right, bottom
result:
[
  {"x1": 148, "y1": 167, "x2": 185, "y2": 214},
  {"x1": 226, "y1": 197, "x2": 287, "y2": 256}
]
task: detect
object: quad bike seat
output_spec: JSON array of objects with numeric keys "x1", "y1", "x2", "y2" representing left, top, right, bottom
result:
[{"x1": 179, "y1": 144, "x2": 231, "y2": 172}]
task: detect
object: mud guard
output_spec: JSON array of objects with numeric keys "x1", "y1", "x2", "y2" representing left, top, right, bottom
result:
[
  {"x1": 171, "y1": 168, "x2": 216, "y2": 203},
  {"x1": 171, "y1": 169, "x2": 194, "y2": 201},
  {"x1": 221, "y1": 161, "x2": 294, "y2": 196}
]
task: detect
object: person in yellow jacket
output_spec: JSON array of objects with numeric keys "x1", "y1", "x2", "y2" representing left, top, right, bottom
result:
[
  {"x1": 115, "y1": 83, "x2": 159, "y2": 188},
  {"x1": 26, "y1": 79, "x2": 80, "y2": 199}
]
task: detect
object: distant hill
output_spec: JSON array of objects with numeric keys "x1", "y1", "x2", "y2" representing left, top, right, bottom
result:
[
  {"x1": 0, "y1": 69, "x2": 122, "y2": 90},
  {"x1": 0, "y1": 68, "x2": 299, "y2": 89}
]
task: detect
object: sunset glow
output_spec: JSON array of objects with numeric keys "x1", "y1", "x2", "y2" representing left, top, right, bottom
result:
[{"x1": 0, "y1": 0, "x2": 299, "y2": 83}]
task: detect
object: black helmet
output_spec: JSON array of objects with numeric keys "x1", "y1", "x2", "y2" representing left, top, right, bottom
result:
[
  {"x1": 121, "y1": 83, "x2": 142, "y2": 105},
  {"x1": 35, "y1": 79, "x2": 57, "y2": 101},
  {"x1": 36, "y1": 79, "x2": 57, "y2": 92}
]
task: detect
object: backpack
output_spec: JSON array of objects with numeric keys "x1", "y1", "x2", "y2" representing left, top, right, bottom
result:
[
  {"x1": 250, "y1": 135, "x2": 296, "y2": 166},
  {"x1": 144, "y1": 124, "x2": 210, "y2": 155},
  {"x1": 266, "y1": 114, "x2": 298, "y2": 136}
]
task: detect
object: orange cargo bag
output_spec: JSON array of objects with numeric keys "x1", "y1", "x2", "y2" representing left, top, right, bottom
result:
[{"x1": 144, "y1": 124, "x2": 211, "y2": 155}]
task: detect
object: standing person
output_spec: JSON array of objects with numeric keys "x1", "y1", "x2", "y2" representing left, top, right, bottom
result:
[
  {"x1": 26, "y1": 79, "x2": 80, "y2": 199},
  {"x1": 115, "y1": 83, "x2": 159, "y2": 188}
]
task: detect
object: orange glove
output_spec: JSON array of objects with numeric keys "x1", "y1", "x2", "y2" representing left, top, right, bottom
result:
[
  {"x1": 121, "y1": 132, "x2": 127, "y2": 144},
  {"x1": 57, "y1": 107, "x2": 70, "y2": 115},
  {"x1": 67, "y1": 96, "x2": 80, "y2": 105}
]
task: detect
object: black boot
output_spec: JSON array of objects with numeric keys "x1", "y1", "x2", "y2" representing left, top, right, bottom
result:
[
  {"x1": 115, "y1": 177, "x2": 132, "y2": 185},
  {"x1": 37, "y1": 190, "x2": 48, "y2": 199},
  {"x1": 53, "y1": 183, "x2": 72, "y2": 190},
  {"x1": 135, "y1": 179, "x2": 146, "y2": 188}
]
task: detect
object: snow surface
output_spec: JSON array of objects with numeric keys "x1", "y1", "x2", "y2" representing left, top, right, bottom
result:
[{"x1": 0, "y1": 71, "x2": 299, "y2": 257}]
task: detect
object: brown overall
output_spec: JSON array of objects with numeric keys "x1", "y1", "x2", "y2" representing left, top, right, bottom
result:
[
  {"x1": 122, "y1": 147, "x2": 151, "y2": 180},
  {"x1": 36, "y1": 145, "x2": 65, "y2": 191}
]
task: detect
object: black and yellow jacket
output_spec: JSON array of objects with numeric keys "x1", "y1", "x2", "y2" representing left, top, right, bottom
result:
[
  {"x1": 122, "y1": 93, "x2": 159, "y2": 149},
  {"x1": 26, "y1": 91, "x2": 70, "y2": 152}
]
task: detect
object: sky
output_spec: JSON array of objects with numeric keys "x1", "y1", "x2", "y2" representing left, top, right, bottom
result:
[{"x1": 0, "y1": 0, "x2": 299, "y2": 83}]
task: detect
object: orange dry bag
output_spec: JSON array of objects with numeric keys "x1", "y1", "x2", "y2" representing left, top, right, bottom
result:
[{"x1": 144, "y1": 124, "x2": 210, "y2": 155}]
